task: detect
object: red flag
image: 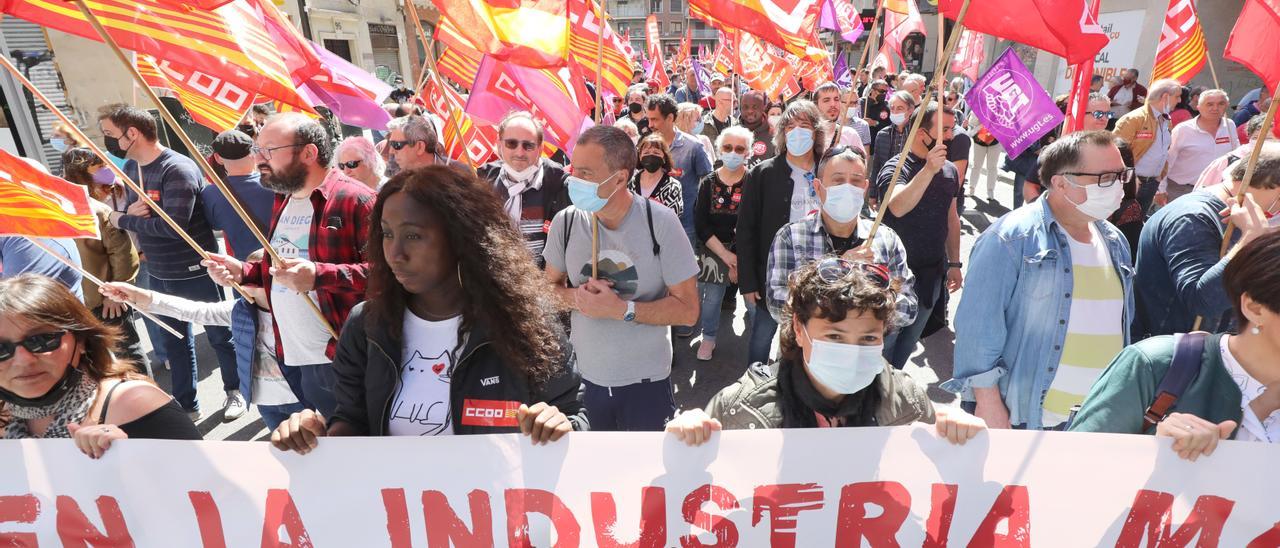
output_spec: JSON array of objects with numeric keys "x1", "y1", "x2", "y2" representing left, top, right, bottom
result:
[
  {"x1": 136, "y1": 55, "x2": 249, "y2": 131},
  {"x1": 645, "y1": 15, "x2": 671, "y2": 89},
  {"x1": 736, "y1": 32, "x2": 799, "y2": 101},
  {"x1": 429, "y1": 0, "x2": 570, "y2": 68},
  {"x1": 949, "y1": 30, "x2": 985, "y2": 82},
  {"x1": 0, "y1": 149, "x2": 99, "y2": 239},
  {"x1": 1226, "y1": 0, "x2": 1280, "y2": 93},
  {"x1": 711, "y1": 30, "x2": 736, "y2": 76},
  {"x1": 882, "y1": 0, "x2": 925, "y2": 59},
  {"x1": 674, "y1": 28, "x2": 691, "y2": 68},
  {"x1": 421, "y1": 71, "x2": 498, "y2": 166},
  {"x1": 1064, "y1": 0, "x2": 1101, "y2": 134},
  {"x1": 939, "y1": 0, "x2": 1109, "y2": 65},
  {"x1": 154, "y1": 0, "x2": 233, "y2": 8},
  {"x1": 690, "y1": 0, "x2": 827, "y2": 62},
  {"x1": 1151, "y1": 0, "x2": 1208, "y2": 84}
]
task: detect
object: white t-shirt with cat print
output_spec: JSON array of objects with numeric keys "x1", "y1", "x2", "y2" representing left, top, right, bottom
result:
[{"x1": 387, "y1": 312, "x2": 460, "y2": 436}]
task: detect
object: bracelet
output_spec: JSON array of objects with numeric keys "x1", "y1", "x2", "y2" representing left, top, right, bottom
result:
[{"x1": 947, "y1": 261, "x2": 963, "y2": 269}]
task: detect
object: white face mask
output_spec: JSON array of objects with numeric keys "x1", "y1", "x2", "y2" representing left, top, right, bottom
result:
[
  {"x1": 822, "y1": 183, "x2": 864, "y2": 224},
  {"x1": 800, "y1": 324, "x2": 884, "y2": 395},
  {"x1": 1062, "y1": 175, "x2": 1123, "y2": 220},
  {"x1": 890, "y1": 112, "x2": 908, "y2": 126},
  {"x1": 846, "y1": 107, "x2": 859, "y2": 120},
  {"x1": 501, "y1": 162, "x2": 540, "y2": 183}
]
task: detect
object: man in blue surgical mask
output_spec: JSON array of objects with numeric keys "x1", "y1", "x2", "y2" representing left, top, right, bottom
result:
[
  {"x1": 542, "y1": 125, "x2": 699, "y2": 432},
  {"x1": 764, "y1": 146, "x2": 917, "y2": 364}
]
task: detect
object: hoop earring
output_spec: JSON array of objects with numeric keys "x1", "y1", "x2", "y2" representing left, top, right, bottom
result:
[{"x1": 457, "y1": 263, "x2": 463, "y2": 290}]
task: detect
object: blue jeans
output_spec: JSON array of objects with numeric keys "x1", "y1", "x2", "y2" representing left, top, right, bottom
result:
[
  {"x1": 1136, "y1": 176, "x2": 1160, "y2": 216},
  {"x1": 297, "y1": 363, "x2": 338, "y2": 418},
  {"x1": 150, "y1": 274, "x2": 239, "y2": 411},
  {"x1": 258, "y1": 402, "x2": 307, "y2": 431},
  {"x1": 698, "y1": 281, "x2": 728, "y2": 340},
  {"x1": 887, "y1": 263, "x2": 943, "y2": 368},
  {"x1": 747, "y1": 302, "x2": 778, "y2": 365},
  {"x1": 137, "y1": 262, "x2": 168, "y2": 365},
  {"x1": 1012, "y1": 172, "x2": 1027, "y2": 208}
]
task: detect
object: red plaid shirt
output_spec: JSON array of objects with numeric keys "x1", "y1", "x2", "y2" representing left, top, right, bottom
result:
[{"x1": 243, "y1": 169, "x2": 376, "y2": 362}]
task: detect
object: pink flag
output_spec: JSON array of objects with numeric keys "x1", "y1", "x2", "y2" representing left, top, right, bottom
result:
[
  {"x1": 882, "y1": 0, "x2": 924, "y2": 58},
  {"x1": 465, "y1": 55, "x2": 595, "y2": 155},
  {"x1": 296, "y1": 41, "x2": 394, "y2": 130},
  {"x1": 949, "y1": 30, "x2": 985, "y2": 82}
]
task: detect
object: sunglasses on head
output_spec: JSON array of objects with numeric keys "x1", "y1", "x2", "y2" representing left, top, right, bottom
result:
[
  {"x1": 815, "y1": 256, "x2": 892, "y2": 289},
  {"x1": 503, "y1": 138, "x2": 539, "y2": 152},
  {"x1": 1088, "y1": 110, "x2": 1116, "y2": 120},
  {"x1": 387, "y1": 139, "x2": 417, "y2": 151},
  {"x1": 0, "y1": 331, "x2": 66, "y2": 362},
  {"x1": 338, "y1": 160, "x2": 362, "y2": 170}
]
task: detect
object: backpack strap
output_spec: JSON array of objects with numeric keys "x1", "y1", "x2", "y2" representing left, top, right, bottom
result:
[
  {"x1": 562, "y1": 212, "x2": 576, "y2": 289},
  {"x1": 644, "y1": 199, "x2": 661, "y2": 256},
  {"x1": 1142, "y1": 332, "x2": 1209, "y2": 433}
]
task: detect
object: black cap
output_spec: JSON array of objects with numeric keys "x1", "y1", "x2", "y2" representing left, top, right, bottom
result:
[{"x1": 212, "y1": 129, "x2": 254, "y2": 160}]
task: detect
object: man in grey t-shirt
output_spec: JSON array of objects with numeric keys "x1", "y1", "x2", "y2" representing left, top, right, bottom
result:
[{"x1": 543, "y1": 126, "x2": 699, "y2": 431}]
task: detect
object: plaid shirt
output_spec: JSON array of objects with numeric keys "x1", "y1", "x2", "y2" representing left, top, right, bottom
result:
[
  {"x1": 765, "y1": 214, "x2": 917, "y2": 327},
  {"x1": 243, "y1": 170, "x2": 376, "y2": 362}
]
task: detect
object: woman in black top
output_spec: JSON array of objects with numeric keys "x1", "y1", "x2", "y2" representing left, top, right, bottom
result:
[
  {"x1": 693, "y1": 126, "x2": 753, "y2": 361},
  {"x1": 0, "y1": 274, "x2": 200, "y2": 457},
  {"x1": 629, "y1": 134, "x2": 684, "y2": 216}
]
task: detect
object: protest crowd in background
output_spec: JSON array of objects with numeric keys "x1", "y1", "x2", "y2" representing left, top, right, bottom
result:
[{"x1": 3, "y1": 0, "x2": 1280, "y2": 539}]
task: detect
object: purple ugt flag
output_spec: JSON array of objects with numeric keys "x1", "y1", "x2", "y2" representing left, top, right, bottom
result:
[
  {"x1": 834, "y1": 54, "x2": 852, "y2": 88},
  {"x1": 693, "y1": 60, "x2": 712, "y2": 96},
  {"x1": 966, "y1": 48, "x2": 1064, "y2": 159}
]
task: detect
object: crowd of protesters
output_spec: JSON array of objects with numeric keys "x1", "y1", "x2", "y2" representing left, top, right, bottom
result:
[{"x1": 2, "y1": 63, "x2": 1277, "y2": 467}]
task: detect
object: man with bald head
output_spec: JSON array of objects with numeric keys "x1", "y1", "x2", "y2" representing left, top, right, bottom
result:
[
  {"x1": 202, "y1": 112, "x2": 376, "y2": 418},
  {"x1": 478, "y1": 111, "x2": 570, "y2": 267},
  {"x1": 701, "y1": 86, "x2": 735, "y2": 143},
  {"x1": 1159, "y1": 89, "x2": 1238, "y2": 205}
]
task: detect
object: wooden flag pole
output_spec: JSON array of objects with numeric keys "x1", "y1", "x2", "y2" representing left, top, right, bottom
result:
[
  {"x1": 71, "y1": 0, "x2": 337, "y2": 340},
  {"x1": 935, "y1": 10, "x2": 946, "y2": 138},
  {"x1": 404, "y1": 0, "x2": 477, "y2": 171},
  {"x1": 594, "y1": 0, "x2": 607, "y2": 124},
  {"x1": 866, "y1": 0, "x2": 972, "y2": 241},
  {"x1": 0, "y1": 54, "x2": 260, "y2": 306},
  {"x1": 856, "y1": 1, "x2": 885, "y2": 76},
  {"x1": 23, "y1": 236, "x2": 185, "y2": 340},
  {"x1": 590, "y1": 215, "x2": 600, "y2": 279}
]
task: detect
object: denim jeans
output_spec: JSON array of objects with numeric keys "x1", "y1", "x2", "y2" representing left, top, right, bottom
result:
[
  {"x1": 582, "y1": 377, "x2": 676, "y2": 431},
  {"x1": 1136, "y1": 176, "x2": 1161, "y2": 215},
  {"x1": 257, "y1": 402, "x2": 307, "y2": 431},
  {"x1": 137, "y1": 262, "x2": 169, "y2": 365},
  {"x1": 887, "y1": 262, "x2": 943, "y2": 368},
  {"x1": 747, "y1": 302, "x2": 778, "y2": 365},
  {"x1": 297, "y1": 363, "x2": 338, "y2": 418},
  {"x1": 1012, "y1": 171, "x2": 1027, "y2": 209},
  {"x1": 698, "y1": 281, "x2": 728, "y2": 340},
  {"x1": 149, "y1": 274, "x2": 239, "y2": 411}
]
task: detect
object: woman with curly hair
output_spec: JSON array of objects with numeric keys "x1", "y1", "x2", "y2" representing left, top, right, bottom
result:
[
  {"x1": 1, "y1": 274, "x2": 200, "y2": 456},
  {"x1": 271, "y1": 166, "x2": 587, "y2": 452},
  {"x1": 666, "y1": 258, "x2": 983, "y2": 444}
]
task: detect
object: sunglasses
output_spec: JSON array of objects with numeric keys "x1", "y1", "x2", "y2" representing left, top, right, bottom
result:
[
  {"x1": 387, "y1": 139, "x2": 417, "y2": 151},
  {"x1": 720, "y1": 144, "x2": 748, "y2": 154},
  {"x1": 0, "y1": 330, "x2": 66, "y2": 362},
  {"x1": 815, "y1": 256, "x2": 892, "y2": 289},
  {"x1": 338, "y1": 160, "x2": 362, "y2": 170},
  {"x1": 503, "y1": 138, "x2": 539, "y2": 152},
  {"x1": 1088, "y1": 110, "x2": 1116, "y2": 120}
]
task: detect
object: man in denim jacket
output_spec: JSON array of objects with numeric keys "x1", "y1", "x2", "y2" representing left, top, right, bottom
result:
[{"x1": 943, "y1": 131, "x2": 1136, "y2": 431}]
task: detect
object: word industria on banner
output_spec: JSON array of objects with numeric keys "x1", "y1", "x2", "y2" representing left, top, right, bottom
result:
[{"x1": 4, "y1": 427, "x2": 1280, "y2": 546}]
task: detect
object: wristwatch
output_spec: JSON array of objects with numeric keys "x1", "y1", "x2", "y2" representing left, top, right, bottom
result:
[
  {"x1": 623, "y1": 301, "x2": 637, "y2": 322},
  {"x1": 947, "y1": 261, "x2": 963, "y2": 269}
]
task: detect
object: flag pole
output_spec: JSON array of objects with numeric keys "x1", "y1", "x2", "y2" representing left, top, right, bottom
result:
[
  {"x1": 0, "y1": 54, "x2": 260, "y2": 306},
  {"x1": 590, "y1": 214, "x2": 600, "y2": 279},
  {"x1": 23, "y1": 236, "x2": 185, "y2": 340},
  {"x1": 70, "y1": 0, "x2": 339, "y2": 340},
  {"x1": 936, "y1": 9, "x2": 946, "y2": 138},
  {"x1": 856, "y1": 1, "x2": 885, "y2": 76},
  {"x1": 867, "y1": 0, "x2": 971, "y2": 241},
  {"x1": 404, "y1": 0, "x2": 477, "y2": 171},
  {"x1": 1218, "y1": 83, "x2": 1280, "y2": 257},
  {"x1": 594, "y1": 0, "x2": 607, "y2": 123}
]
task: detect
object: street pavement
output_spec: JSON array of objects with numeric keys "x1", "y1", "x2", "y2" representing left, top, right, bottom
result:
[{"x1": 147, "y1": 165, "x2": 1020, "y2": 441}]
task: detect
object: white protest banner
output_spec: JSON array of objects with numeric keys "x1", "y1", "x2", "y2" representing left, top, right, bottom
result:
[
  {"x1": 4, "y1": 427, "x2": 1280, "y2": 546},
  {"x1": 1053, "y1": 9, "x2": 1147, "y2": 96}
]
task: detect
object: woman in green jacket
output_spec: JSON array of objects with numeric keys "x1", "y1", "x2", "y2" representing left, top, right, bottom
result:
[
  {"x1": 667, "y1": 257, "x2": 984, "y2": 445},
  {"x1": 1071, "y1": 229, "x2": 1280, "y2": 460}
]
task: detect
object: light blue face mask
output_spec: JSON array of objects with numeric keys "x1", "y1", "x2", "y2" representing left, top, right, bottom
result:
[
  {"x1": 692, "y1": 121, "x2": 705, "y2": 135},
  {"x1": 822, "y1": 183, "x2": 865, "y2": 224},
  {"x1": 567, "y1": 171, "x2": 621, "y2": 213},
  {"x1": 50, "y1": 137, "x2": 66, "y2": 152},
  {"x1": 720, "y1": 152, "x2": 745, "y2": 171},
  {"x1": 786, "y1": 127, "x2": 815, "y2": 155}
]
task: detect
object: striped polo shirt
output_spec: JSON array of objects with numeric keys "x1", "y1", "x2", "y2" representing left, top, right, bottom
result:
[{"x1": 1042, "y1": 224, "x2": 1124, "y2": 427}]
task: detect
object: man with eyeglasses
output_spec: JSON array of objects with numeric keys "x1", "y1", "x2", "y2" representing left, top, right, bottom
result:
[
  {"x1": 478, "y1": 111, "x2": 570, "y2": 268},
  {"x1": 385, "y1": 115, "x2": 469, "y2": 174},
  {"x1": 202, "y1": 113, "x2": 376, "y2": 419},
  {"x1": 944, "y1": 131, "x2": 1136, "y2": 431},
  {"x1": 1023, "y1": 93, "x2": 1114, "y2": 202},
  {"x1": 764, "y1": 147, "x2": 916, "y2": 346},
  {"x1": 1135, "y1": 142, "x2": 1280, "y2": 339},
  {"x1": 97, "y1": 104, "x2": 238, "y2": 421},
  {"x1": 1115, "y1": 78, "x2": 1181, "y2": 214},
  {"x1": 202, "y1": 129, "x2": 275, "y2": 262}
]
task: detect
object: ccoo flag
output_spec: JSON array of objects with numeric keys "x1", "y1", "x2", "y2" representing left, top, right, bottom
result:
[
  {"x1": 966, "y1": 48, "x2": 1064, "y2": 159},
  {"x1": 1151, "y1": 0, "x2": 1208, "y2": 84},
  {"x1": 0, "y1": 150, "x2": 99, "y2": 240},
  {"x1": 430, "y1": 0, "x2": 570, "y2": 68},
  {"x1": 135, "y1": 55, "x2": 249, "y2": 132},
  {"x1": 690, "y1": 0, "x2": 827, "y2": 62}
]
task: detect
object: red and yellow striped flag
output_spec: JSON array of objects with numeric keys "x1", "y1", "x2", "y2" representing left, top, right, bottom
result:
[
  {"x1": 0, "y1": 149, "x2": 98, "y2": 240},
  {"x1": 0, "y1": 0, "x2": 313, "y2": 111},
  {"x1": 1151, "y1": 0, "x2": 1208, "y2": 84},
  {"x1": 429, "y1": 0, "x2": 570, "y2": 68},
  {"x1": 690, "y1": 0, "x2": 827, "y2": 62},
  {"x1": 421, "y1": 71, "x2": 498, "y2": 167},
  {"x1": 437, "y1": 44, "x2": 484, "y2": 87},
  {"x1": 567, "y1": 0, "x2": 632, "y2": 99},
  {"x1": 136, "y1": 55, "x2": 249, "y2": 132}
]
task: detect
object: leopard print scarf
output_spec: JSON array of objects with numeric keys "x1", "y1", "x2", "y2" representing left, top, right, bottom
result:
[{"x1": 3, "y1": 371, "x2": 98, "y2": 439}]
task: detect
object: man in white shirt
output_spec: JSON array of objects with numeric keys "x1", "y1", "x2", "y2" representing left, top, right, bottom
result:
[
  {"x1": 1158, "y1": 89, "x2": 1238, "y2": 205},
  {"x1": 813, "y1": 82, "x2": 865, "y2": 151}
]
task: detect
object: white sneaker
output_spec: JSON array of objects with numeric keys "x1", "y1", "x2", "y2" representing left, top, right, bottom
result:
[
  {"x1": 187, "y1": 410, "x2": 201, "y2": 422},
  {"x1": 222, "y1": 390, "x2": 246, "y2": 422}
]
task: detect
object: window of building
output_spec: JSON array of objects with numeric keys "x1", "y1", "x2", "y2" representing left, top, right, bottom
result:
[
  {"x1": 671, "y1": 22, "x2": 682, "y2": 34},
  {"x1": 669, "y1": 0, "x2": 681, "y2": 12},
  {"x1": 650, "y1": 0, "x2": 661, "y2": 11}
]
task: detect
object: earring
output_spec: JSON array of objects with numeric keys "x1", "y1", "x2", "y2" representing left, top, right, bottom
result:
[
  {"x1": 1252, "y1": 325, "x2": 1262, "y2": 335},
  {"x1": 456, "y1": 263, "x2": 463, "y2": 290}
]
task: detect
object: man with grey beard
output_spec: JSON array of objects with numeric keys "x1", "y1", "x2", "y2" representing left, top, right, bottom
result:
[{"x1": 202, "y1": 113, "x2": 376, "y2": 418}]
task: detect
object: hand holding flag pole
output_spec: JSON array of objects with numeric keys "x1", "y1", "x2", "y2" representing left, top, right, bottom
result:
[
  {"x1": 0, "y1": 53, "x2": 261, "y2": 306},
  {"x1": 22, "y1": 237, "x2": 184, "y2": 340},
  {"x1": 867, "y1": 0, "x2": 972, "y2": 241},
  {"x1": 70, "y1": 0, "x2": 338, "y2": 340}
]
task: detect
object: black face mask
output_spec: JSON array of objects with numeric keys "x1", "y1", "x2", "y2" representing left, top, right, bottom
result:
[
  {"x1": 0, "y1": 355, "x2": 83, "y2": 407},
  {"x1": 103, "y1": 135, "x2": 126, "y2": 159},
  {"x1": 237, "y1": 124, "x2": 257, "y2": 138},
  {"x1": 639, "y1": 155, "x2": 664, "y2": 173},
  {"x1": 629, "y1": 103, "x2": 644, "y2": 115},
  {"x1": 922, "y1": 131, "x2": 940, "y2": 151}
]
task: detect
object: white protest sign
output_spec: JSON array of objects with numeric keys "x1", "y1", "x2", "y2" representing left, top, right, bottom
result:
[
  {"x1": 1053, "y1": 10, "x2": 1148, "y2": 96},
  {"x1": 3, "y1": 427, "x2": 1279, "y2": 546}
]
